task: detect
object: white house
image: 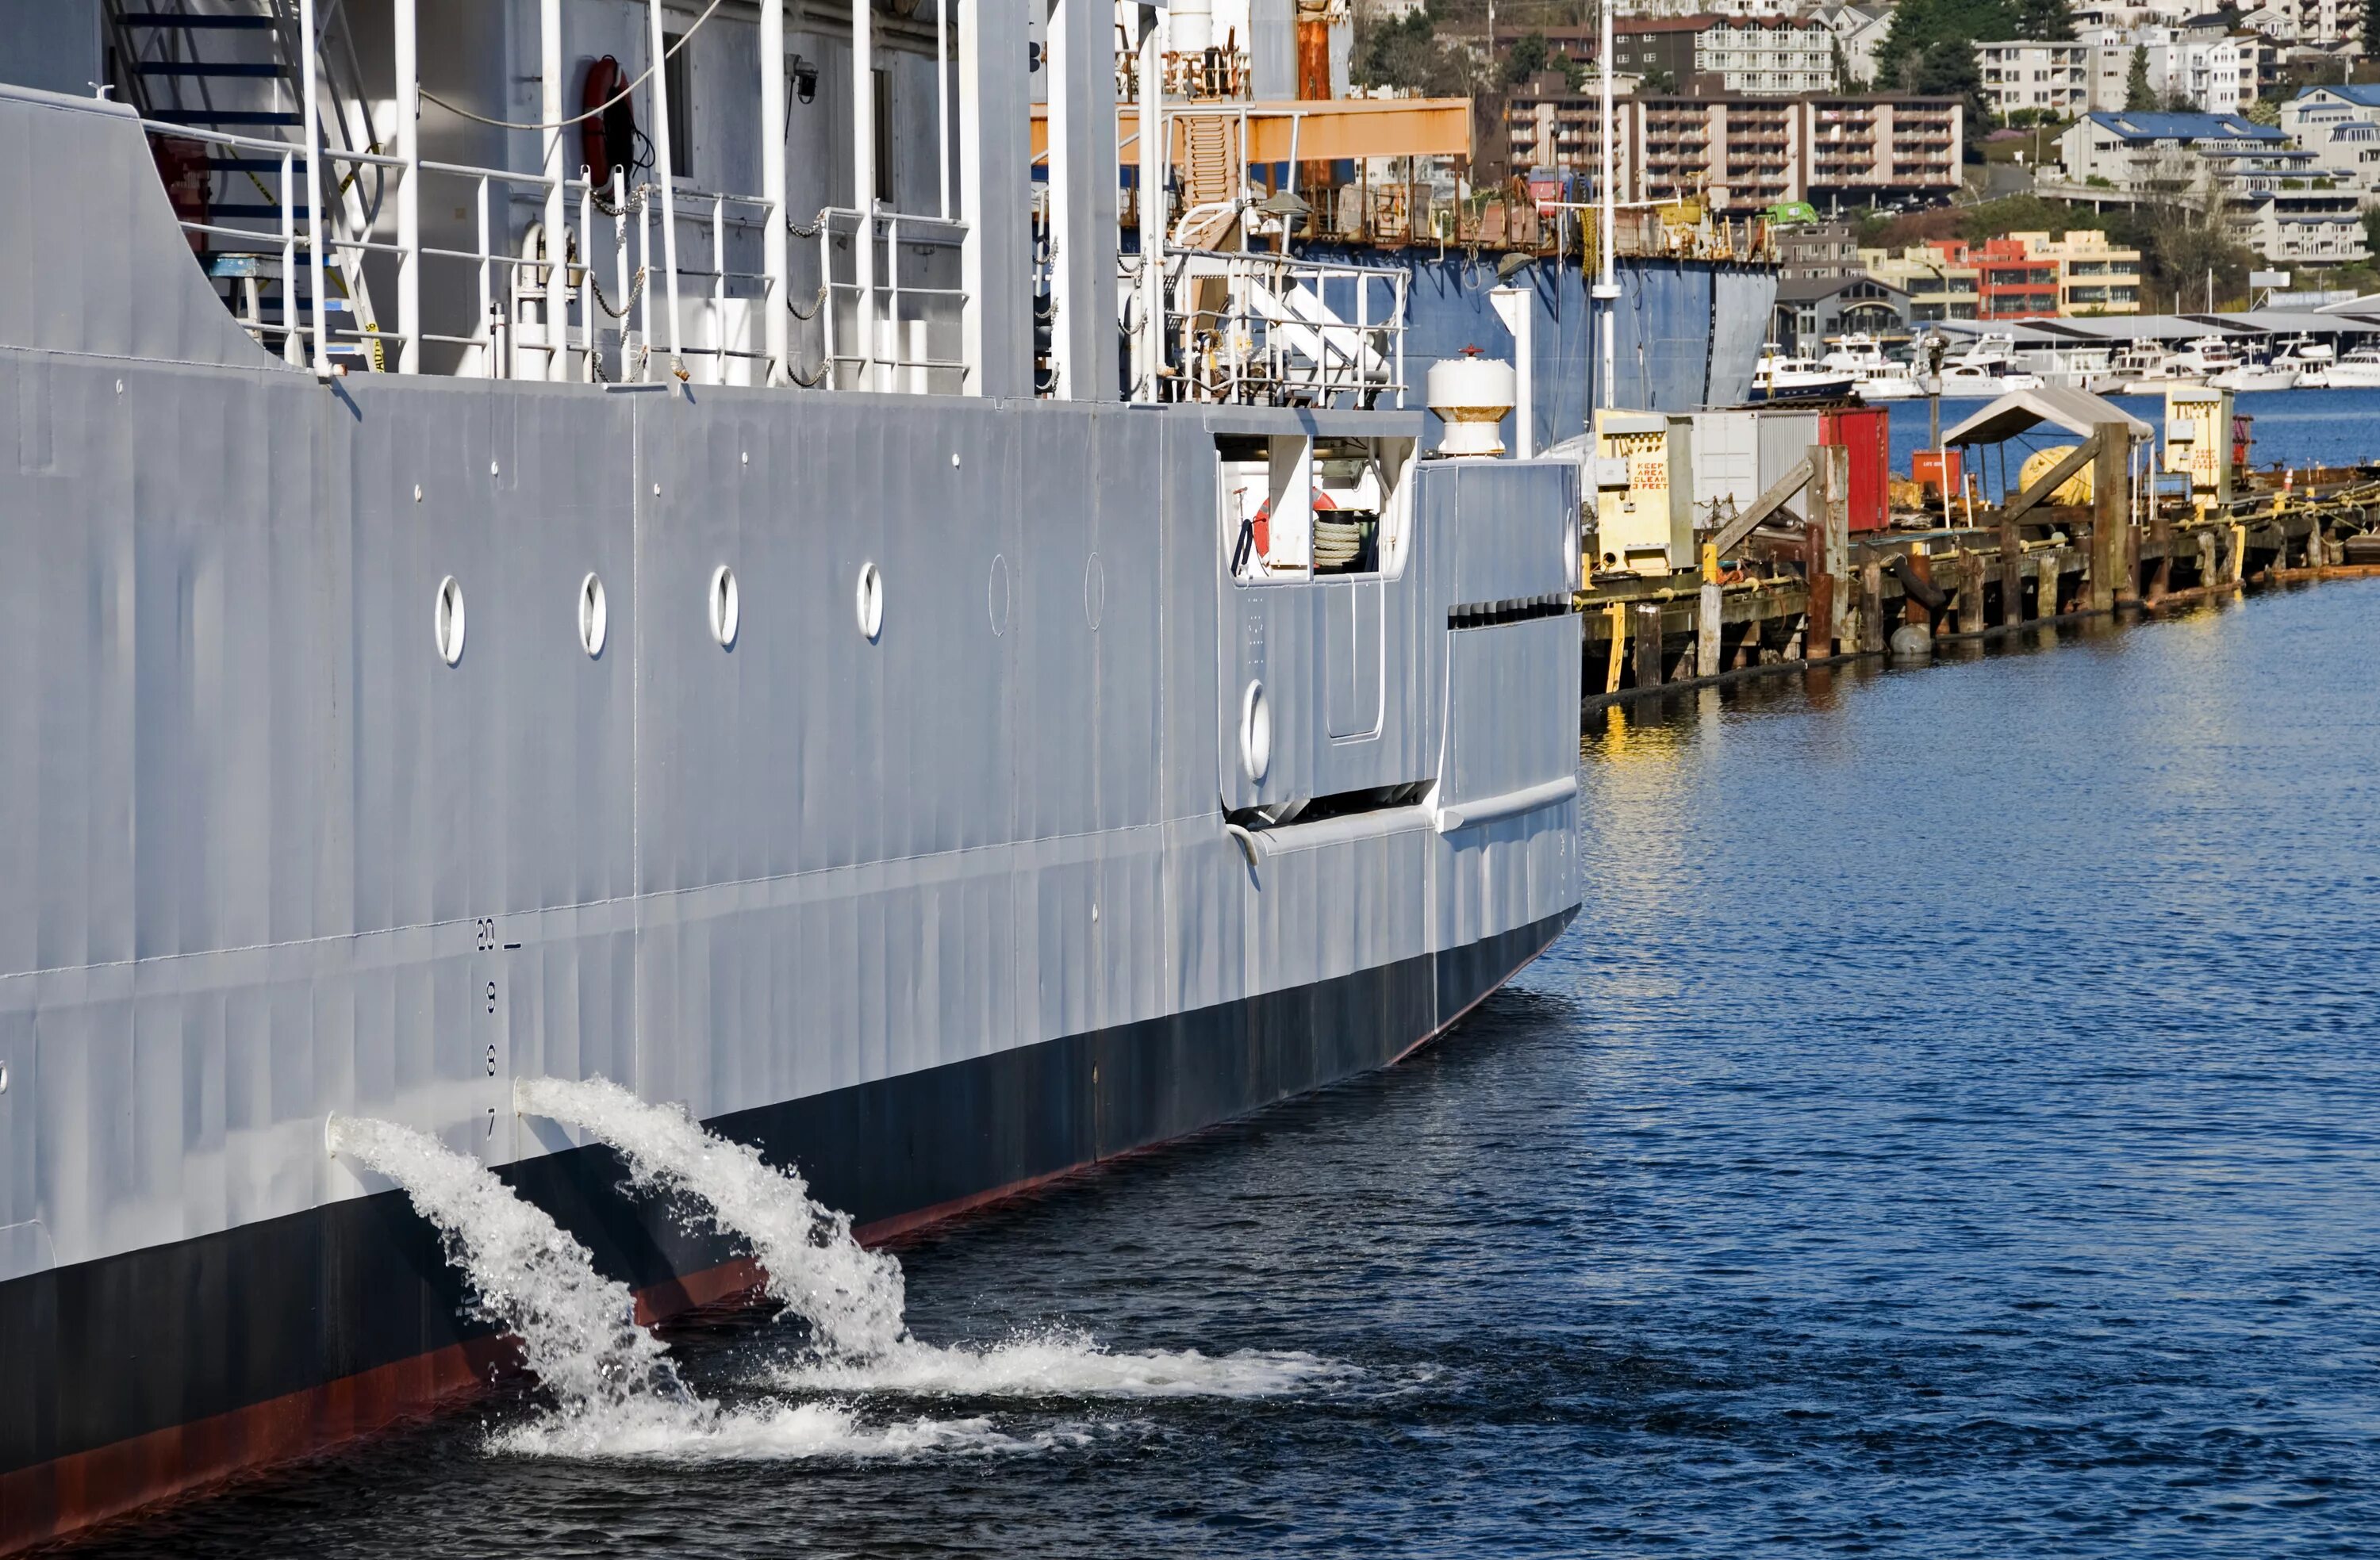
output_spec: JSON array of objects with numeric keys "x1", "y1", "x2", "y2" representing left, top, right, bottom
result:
[{"x1": 1976, "y1": 40, "x2": 2090, "y2": 117}]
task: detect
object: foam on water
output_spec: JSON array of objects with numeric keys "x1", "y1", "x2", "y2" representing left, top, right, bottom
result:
[
  {"x1": 772, "y1": 1328, "x2": 1356, "y2": 1400},
  {"x1": 488, "y1": 1399, "x2": 1088, "y2": 1462},
  {"x1": 513, "y1": 1075, "x2": 907, "y2": 1359},
  {"x1": 513, "y1": 1075, "x2": 1357, "y2": 1401}
]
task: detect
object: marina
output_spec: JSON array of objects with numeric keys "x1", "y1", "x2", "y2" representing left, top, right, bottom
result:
[{"x1": 1578, "y1": 384, "x2": 2380, "y2": 706}]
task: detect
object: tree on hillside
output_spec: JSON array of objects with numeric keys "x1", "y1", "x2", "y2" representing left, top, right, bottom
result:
[
  {"x1": 1353, "y1": 5, "x2": 1464, "y2": 94},
  {"x1": 2125, "y1": 45, "x2": 2155, "y2": 110},
  {"x1": 1832, "y1": 34, "x2": 1860, "y2": 90},
  {"x1": 2013, "y1": 0, "x2": 2077, "y2": 40},
  {"x1": 1503, "y1": 30, "x2": 1550, "y2": 86}
]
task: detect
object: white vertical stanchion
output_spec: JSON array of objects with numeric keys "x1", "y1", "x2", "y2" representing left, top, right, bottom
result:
[
  {"x1": 543, "y1": 0, "x2": 568, "y2": 380},
  {"x1": 301, "y1": 0, "x2": 327, "y2": 374},
  {"x1": 394, "y1": 0, "x2": 420, "y2": 373},
  {"x1": 762, "y1": 0, "x2": 789, "y2": 385},
  {"x1": 647, "y1": 0, "x2": 685, "y2": 377},
  {"x1": 852, "y1": 0, "x2": 877, "y2": 389},
  {"x1": 1136, "y1": 2, "x2": 1165, "y2": 402}
]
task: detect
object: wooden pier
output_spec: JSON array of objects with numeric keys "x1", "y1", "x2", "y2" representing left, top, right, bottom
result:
[{"x1": 1580, "y1": 446, "x2": 2380, "y2": 710}]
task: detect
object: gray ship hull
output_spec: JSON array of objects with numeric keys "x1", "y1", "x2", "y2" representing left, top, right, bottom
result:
[{"x1": 0, "y1": 84, "x2": 1582, "y2": 1549}]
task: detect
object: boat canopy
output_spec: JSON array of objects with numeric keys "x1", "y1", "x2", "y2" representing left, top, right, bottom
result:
[{"x1": 1941, "y1": 385, "x2": 2155, "y2": 447}]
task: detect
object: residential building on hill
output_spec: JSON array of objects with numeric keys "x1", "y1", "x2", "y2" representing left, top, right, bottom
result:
[
  {"x1": 2055, "y1": 109, "x2": 2286, "y2": 187},
  {"x1": 1977, "y1": 40, "x2": 2090, "y2": 119},
  {"x1": 1859, "y1": 245, "x2": 1983, "y2": 320},
  {"x1": 1776, "y1": 220, "x2": 1862, "y2": 280},
  {"x1": 1812, "y1": 2, "x2": 1894, "y2": 87},
  {"x1": 1595, "y1": 93, "x2": 1961, "y2": 213},
  {"x1": 1576, "y1": 14, "x2": 1837, "y2": 95}
]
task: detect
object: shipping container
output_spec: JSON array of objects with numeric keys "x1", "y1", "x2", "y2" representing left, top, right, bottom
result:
[
  {"x1": 1912, "y1": 448, "x2": 1962, "y2": 494},
  {"x1": 1820, "y1": 404, "x2": 1890, "y2": 532}
]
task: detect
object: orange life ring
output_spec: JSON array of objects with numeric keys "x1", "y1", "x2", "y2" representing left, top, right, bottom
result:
[{"x1": 581, "y1": 56, "x2": 635, "y2": 180}]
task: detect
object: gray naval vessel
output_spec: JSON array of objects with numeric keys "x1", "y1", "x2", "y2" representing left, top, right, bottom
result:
[{"x1": 0, "y1": 0, "x2": 1580, "y2": 1545}]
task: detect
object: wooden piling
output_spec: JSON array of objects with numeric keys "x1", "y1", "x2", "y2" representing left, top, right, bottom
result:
[
  {"x1": 1810, "y1": 445, "x2": 1849, "y2": 657},
  {"x1": 1998, "y1": 512, "x2": 2025, "y2": 626},
  {"x1": 1632, "y1": 602, "x2": 1664, "y2": 689},
  {"x1": 1859, "y1": 561, "x2": 1886, "y2": 654},
  {"x1": 2089, "y1": 421, "x2": 2127, "y2": 614}
]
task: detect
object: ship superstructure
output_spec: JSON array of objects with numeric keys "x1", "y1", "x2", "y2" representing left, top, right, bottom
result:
[{"x1": 0, "y1": 2, "x2": 1580, "y2": 1547}]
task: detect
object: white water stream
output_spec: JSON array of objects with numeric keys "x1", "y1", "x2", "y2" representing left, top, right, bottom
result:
[
  {"x1": 513, "y1": 1075, "x2": 1350, "y2": 1400},
  {"x1": 328, "y1": 1086, "x2": 1344, "y2": 1462}
]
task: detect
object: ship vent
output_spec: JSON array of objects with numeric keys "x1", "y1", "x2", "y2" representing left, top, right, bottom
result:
[{"x1": 1448, "y1": 593, "x2": 1572, "y2": 630}]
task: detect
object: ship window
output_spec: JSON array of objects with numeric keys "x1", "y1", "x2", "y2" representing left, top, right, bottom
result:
[
  {"x1": 435, "y1": 577, "x2": 466, "y2": 666},
  {"x1": 1219, "y1": 433, "x2": 1414, "y2": 585}
]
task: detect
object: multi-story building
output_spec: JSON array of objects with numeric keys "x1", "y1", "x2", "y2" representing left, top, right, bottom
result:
[
  {"x1": 1503, "y1": 76, "x2": 1598, "y2": 171},
  {"x1": 1776, "y1": 220, "x2": 1863, "y2": 279},
  {"x1": 2017, "y1": 228, "x2": 2144, "y2": 312},
  {"x1": 2282, "y1": 83, "x2": 2380, "y2": 198},
  {"x1": 2232, "y1": 190, "x2": 2371, "y2": 262},
  {"x1": 1961, "y1": 238, "x2": 2064, "y2": 316},
  {"x1": 1812, "y1": 2, "x2": 1894, "y2": 89},
  {"x1": 1976, "y1": 40, "x2": 2090, "y2": 120},
  {"x1": 1603, "y1": 94, "x2": 1963, "y2": 213},
  {"x1": 2056, "y1": 110, "x2": 2369, "y2": 261},
  {"x1": 2074, "y1": 25, "x2": 2275, "y2": 113},
  {"x1": 1587, "y1": 15, "x2": 1837, "y2": 94},
  {"x1": 1696, "y1": 16, "x2": 1838, "y2": 94},
  {"x1": 1859, "y1": 244, "x2": 1983, "y2": 320},
  {"x1": 2056, "y1": 108, "x2": 2286, "y2": 186}
]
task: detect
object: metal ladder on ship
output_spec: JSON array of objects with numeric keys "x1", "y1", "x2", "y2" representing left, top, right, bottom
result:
[{"x1": 105, "y1": 0, "x2": 389, "y2": 367}]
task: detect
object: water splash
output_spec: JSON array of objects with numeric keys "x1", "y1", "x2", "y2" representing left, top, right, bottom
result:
[
  {"x1": 513, "y1": 1075, "x2": 907, "y2": 1359},
  {"x1": 512, "y1": 1075, "x2": 1358, "y2": 1401},
  {"x1": 328, "y1": 1113, "x2": 1069, "y2": 1465},
  {"x1": 324, "y1": 1115, "x2": 693, "y2": 1419}
]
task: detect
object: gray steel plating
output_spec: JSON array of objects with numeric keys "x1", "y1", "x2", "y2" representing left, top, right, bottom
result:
[{"x1": 0, "y1": 81, "x2": 1581, "y2": 1531}]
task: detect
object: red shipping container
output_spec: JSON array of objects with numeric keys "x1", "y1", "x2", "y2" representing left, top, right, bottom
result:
[
  {"x1": 1911, "y1": 448, "x2": 1962, "y2": 496},
  {"x1": 1820, "y1": 405, "x2": 1891, "y2": 532}
]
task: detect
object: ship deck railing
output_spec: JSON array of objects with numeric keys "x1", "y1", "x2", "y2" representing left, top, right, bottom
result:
[
  {"x1": 136, "y1": 109, "x2": 969, "y2": 391},
  {"x1": 1157, "y1": 247, "x2": 1407, "y2": 409}
]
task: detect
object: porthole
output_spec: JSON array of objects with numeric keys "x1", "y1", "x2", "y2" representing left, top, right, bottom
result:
[
  {"x1": 0, "y1": 1060, "x2": 10, "y2": 1094},
  {"x1": 1083, "y1": 553, "x2": 1106, "y2": 630},
  {"x1": 434, "y1": 576, "x2": 466, "y2": 666},
  {"x1": 708, "y1": 565, "x2": 740, "y2": 649},
  {"x1": 578, "y1": 572, "x2": 608, "y2": 657},
  {"x1": 988, "y1": 553, "x2": 1011, "y2": 636},
  {"x1": 855, "y1": 561, "x2": 885, "y2": 641},
  {"x1": 1239, "y1": 678, "x2": 1272, "y2": 783}
]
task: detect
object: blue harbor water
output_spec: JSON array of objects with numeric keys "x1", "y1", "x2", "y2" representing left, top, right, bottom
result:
[
  {"x1": 72, "y1": 435, "x2": 2380, "y2": 1559},
  {"x1": 1887, "y1": 384, "x2": 2380, "y2": 493}
]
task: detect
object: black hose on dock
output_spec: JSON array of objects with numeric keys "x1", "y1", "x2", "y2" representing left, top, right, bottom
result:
[{"x1": 1888, "y1": 553, "x2": 1948, "y2": 615}]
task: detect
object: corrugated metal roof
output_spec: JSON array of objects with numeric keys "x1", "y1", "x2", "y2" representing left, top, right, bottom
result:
[{"x1": 1943, "y1": 387, "x2": 2155, "y2": 447}]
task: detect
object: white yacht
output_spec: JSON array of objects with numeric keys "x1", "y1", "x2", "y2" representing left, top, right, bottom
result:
[
  {"x1": 2171, "y1": 335, "x2": 2244, "y2": 379},
  {"x1": 1935, "y1": 333, "x2": 2044, "y2": 397},
  {"x1": 2277, "y1": 335, "x2": 2336, "y2": 388},
  {"x1": 2210, "y1": 355, "x2": 2298, "y2": 393},
  {"x1": 2324, "y1": 346, "x2": 2380, "y2": 387},
  {"x1": 2097, "y1": 342, "x2": 2194, "y2": 395},
  {"x1": 1820, "y1": 334, "x2": 1921, "y2": 401},
  {"x1": 1752, "y1": 345, "x2": 1858, "y2": 403}
]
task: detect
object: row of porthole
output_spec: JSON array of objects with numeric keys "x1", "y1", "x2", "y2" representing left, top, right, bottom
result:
[{"x1": 431, "y1": 562, "x2": 887, "y2": 666}]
